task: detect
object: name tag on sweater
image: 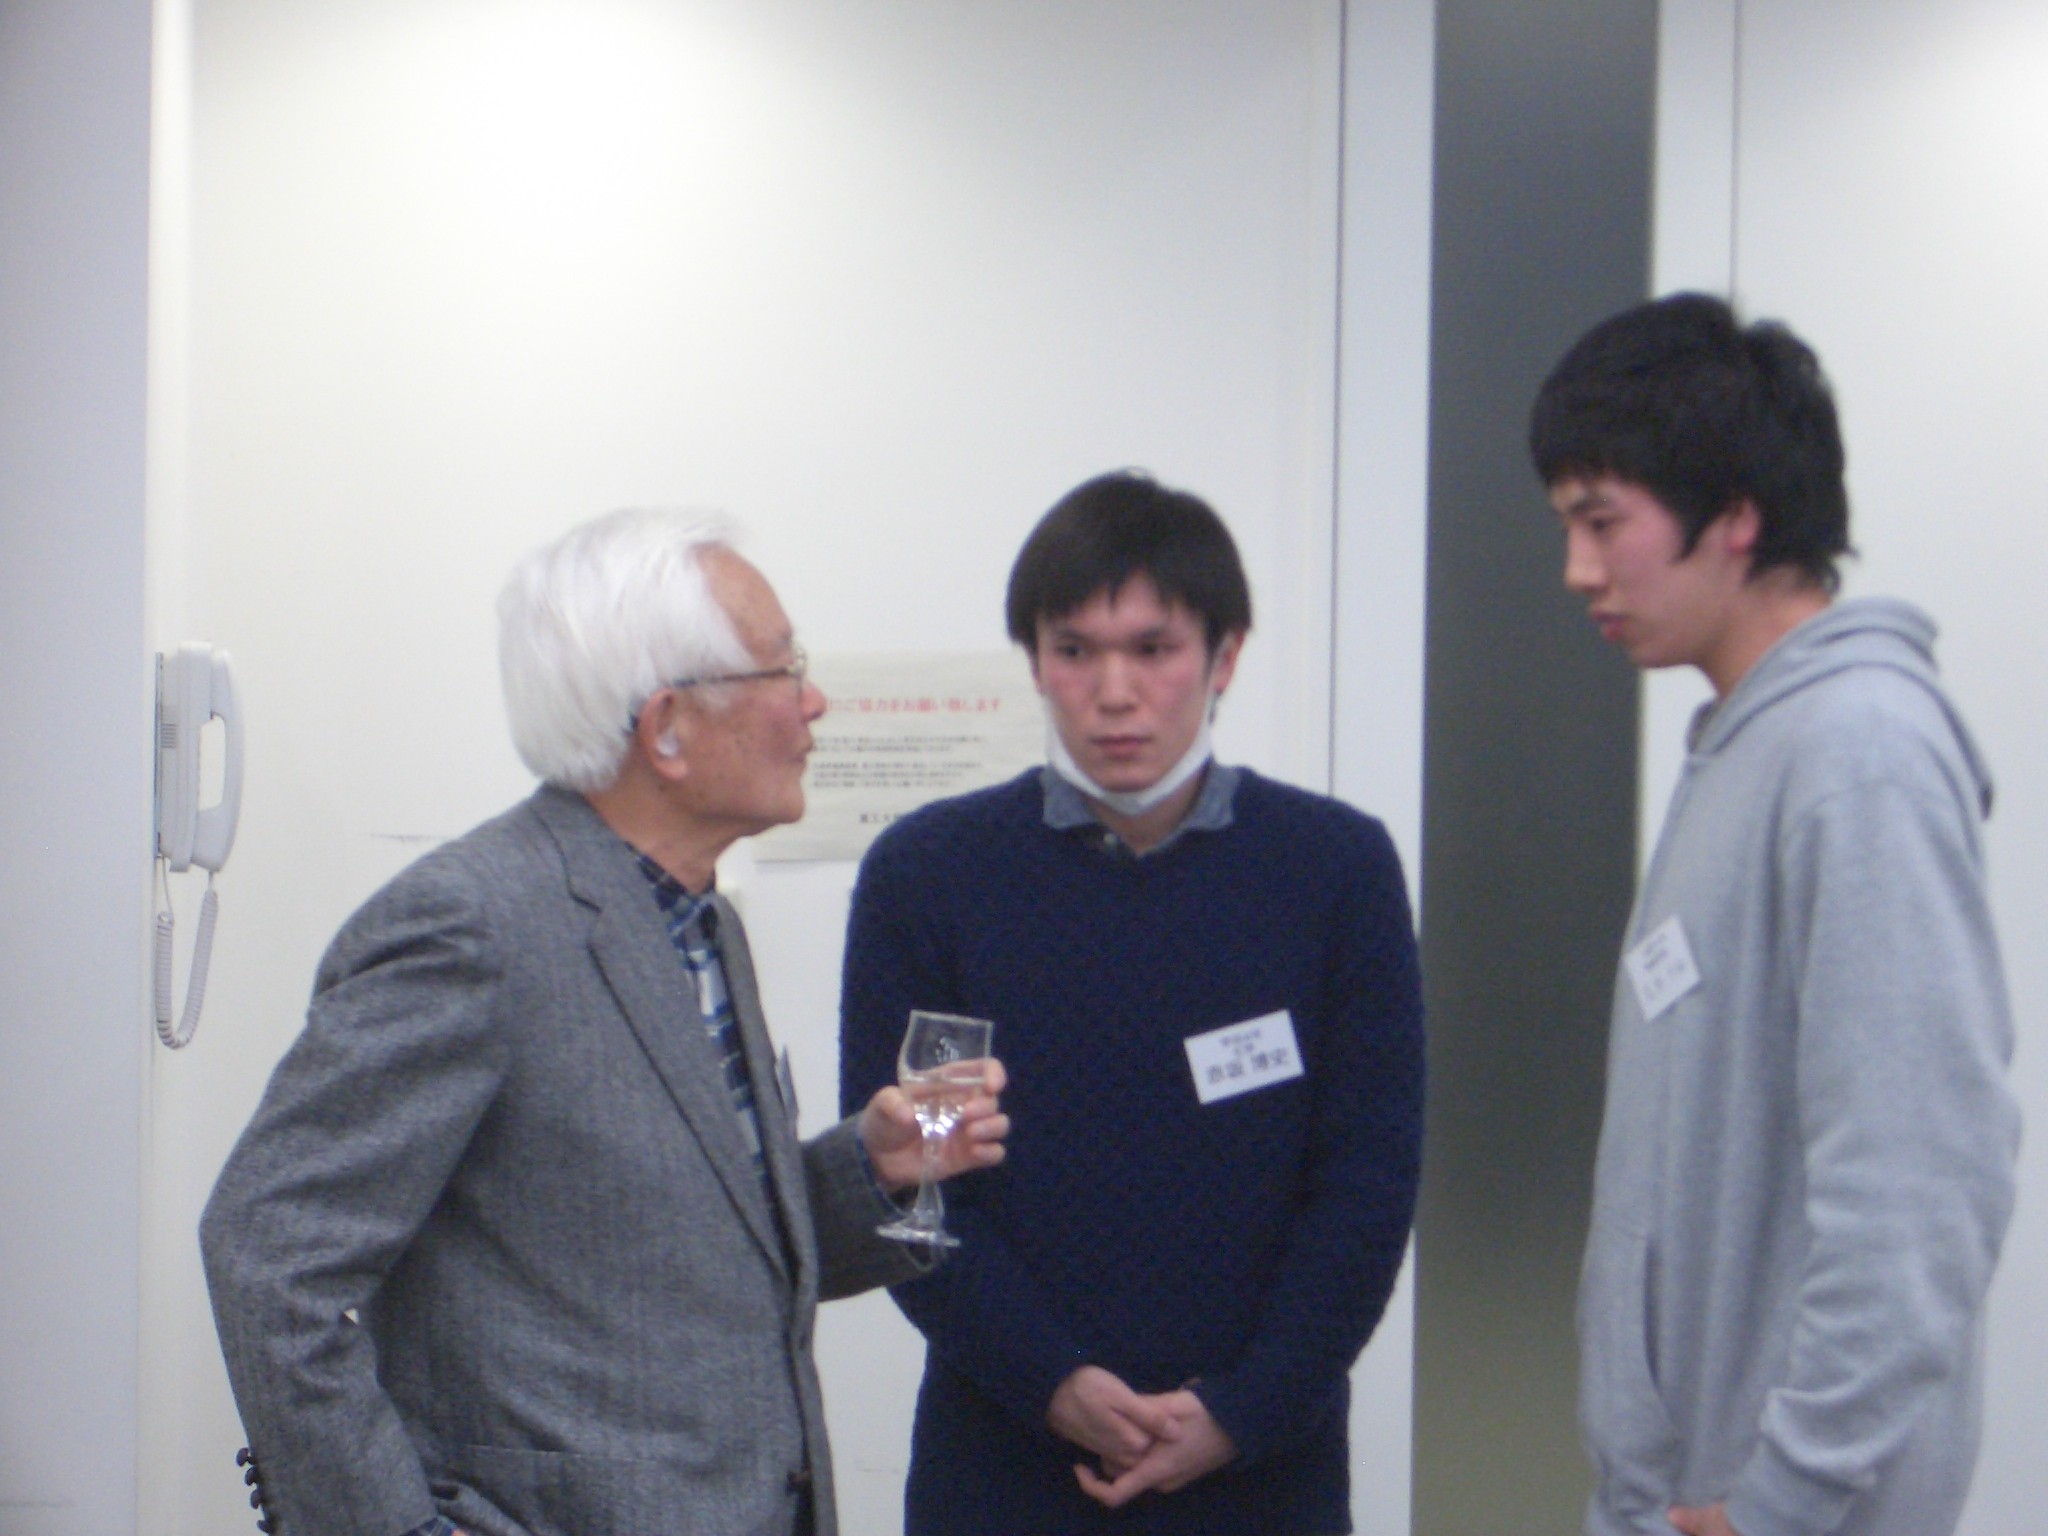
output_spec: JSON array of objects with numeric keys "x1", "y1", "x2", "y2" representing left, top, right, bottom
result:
[
  {"x1": 1185, "y1": 1011, "x2": 1304, "y2": 1105},
  {"x1": 1625, "y1": 915, "x2": 1701, "y2": 1021}
]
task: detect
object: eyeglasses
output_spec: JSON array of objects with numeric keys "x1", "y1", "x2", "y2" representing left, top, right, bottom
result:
[
  {"x1": 670, "y1": 645, "x2": 807, "y2": 696},
  {"x1": 627, "y1": 646, "x2": 808, "y2": 730}
]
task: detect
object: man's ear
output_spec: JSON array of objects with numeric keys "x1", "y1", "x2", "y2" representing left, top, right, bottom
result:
[
  {"x1": 633, "y1": 690, "x2": 692, "y2": 780},
  {"x1": 1207, "y1": 630, "x2": 1246, "y2": 698},
  {"x1": 1720, "y1": 498, "x2": 1763, "y2": 559}
]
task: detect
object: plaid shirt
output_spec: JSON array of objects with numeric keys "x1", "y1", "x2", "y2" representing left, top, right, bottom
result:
[{"x1": 634, "y1": 854, "x2": 774, "y2": 1192}]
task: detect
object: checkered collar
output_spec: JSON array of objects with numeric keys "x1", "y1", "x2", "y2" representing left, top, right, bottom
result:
[{"x1": 1038, "y1": 761, "x2": 1240, "y2": 857}]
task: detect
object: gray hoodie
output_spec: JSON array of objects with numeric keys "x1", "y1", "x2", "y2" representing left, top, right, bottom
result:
[{"x1": 1580, "y1": 597, "x2": 2020, "y2": 1536}]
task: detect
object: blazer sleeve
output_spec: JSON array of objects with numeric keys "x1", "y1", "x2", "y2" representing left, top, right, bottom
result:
[
  {"x1": 800, "y1": 1114, "x2": 929, "y2": 1300},
  {"x1": 200, "y1": 854, "x2": 512, "y2": 1536}
]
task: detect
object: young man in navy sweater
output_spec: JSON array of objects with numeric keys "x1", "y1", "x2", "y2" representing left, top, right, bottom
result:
[{"x1": 840, "y1": 470, "x2": 1425, "y2": 1535}]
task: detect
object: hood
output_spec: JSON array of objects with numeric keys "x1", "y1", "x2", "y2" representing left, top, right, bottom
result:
[{"x1": 1688, "y1": 596, "x2": 1995, "y2": 815}]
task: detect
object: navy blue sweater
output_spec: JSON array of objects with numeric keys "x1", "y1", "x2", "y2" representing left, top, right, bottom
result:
[{"x1": 840, "y1": 769, "x2": 1424, "y2": 1535}]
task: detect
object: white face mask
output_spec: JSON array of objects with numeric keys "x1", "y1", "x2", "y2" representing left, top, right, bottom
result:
[{"x1": 1046, "y1": 695, "x2": 1215, "y2": 818}]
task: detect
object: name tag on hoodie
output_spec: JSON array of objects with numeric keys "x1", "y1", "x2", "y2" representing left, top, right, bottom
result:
[{"x1": 1625, "y1": 915, "x2": 1701, "y2": 1021}]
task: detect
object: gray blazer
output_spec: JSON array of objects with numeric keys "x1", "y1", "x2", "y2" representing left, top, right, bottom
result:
[{"x1": 201, "y1": 787, "x2": 920, "y2": 1536}]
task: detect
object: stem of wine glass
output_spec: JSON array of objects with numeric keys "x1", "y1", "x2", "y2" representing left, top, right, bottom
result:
[{"x1": 913, "y1": 1123, "x2": 944, "y2": 1230}]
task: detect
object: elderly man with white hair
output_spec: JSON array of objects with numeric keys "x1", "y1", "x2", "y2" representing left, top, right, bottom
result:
[{"x1": 201, "y1": 509, "x2": 1008, "y2": 1536}]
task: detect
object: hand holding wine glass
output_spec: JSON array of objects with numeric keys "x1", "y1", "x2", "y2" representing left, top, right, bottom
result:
[
  {"x1": 875, "y1": 1010, "x2": 998, "y2": 1247},
  {"x1": 857, "y1": 1051, "x2": 1007, "y2": 1189}
]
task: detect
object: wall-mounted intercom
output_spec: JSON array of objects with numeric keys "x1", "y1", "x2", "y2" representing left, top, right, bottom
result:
[{"x1": 153, "y1": 642, "x2": 244, "y2": 1048}]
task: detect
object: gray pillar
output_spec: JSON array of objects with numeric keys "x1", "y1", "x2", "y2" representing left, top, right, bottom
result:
[{"x1": 1412, "y1": 1, "x2": 1655, "y2": 1530}]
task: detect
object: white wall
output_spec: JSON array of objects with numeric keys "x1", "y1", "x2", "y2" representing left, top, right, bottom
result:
[
  {"x1": 1655, "y1": 2, "x2": 2048, "y2": 1527},
  {"x1": 0, "y1": 3, "x2": 154, "y2": 1534},
  {"x1": 143, "y1": 4, "x2": 1427, "y2": 1534}
]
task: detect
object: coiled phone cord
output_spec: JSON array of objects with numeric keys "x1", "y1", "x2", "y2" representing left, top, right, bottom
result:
[{"x1": 153, "y1": 861, "x2": 218, "y2": 1050}]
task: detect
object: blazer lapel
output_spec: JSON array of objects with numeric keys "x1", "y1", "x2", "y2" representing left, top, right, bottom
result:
[{"x1": 534, "y1": 789, "x2": 791, "y2": 1279}]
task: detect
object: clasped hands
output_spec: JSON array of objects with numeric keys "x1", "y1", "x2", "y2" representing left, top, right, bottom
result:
[
  {"x1": 858, "y1": 1059, "x2": 1010, "y2": 1194},
  {"x1": 1048, "y1": 1364, "x2": 1239, "y2": 1509},
  {"x1": 1667, "y1": 1503, "x2": 1742, "y2": 1536}
]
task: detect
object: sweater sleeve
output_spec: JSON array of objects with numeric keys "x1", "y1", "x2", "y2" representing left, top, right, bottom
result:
[
  {"x1": 1191, "y1": 816, "x2": 1426, "y2": 1463},
  {"x1": 838, "y1": 829, "x2": 1091, "y2": 1433},
  {"x1": 1724, "y1": 771, "x2": 2018, "y2": 1536}
]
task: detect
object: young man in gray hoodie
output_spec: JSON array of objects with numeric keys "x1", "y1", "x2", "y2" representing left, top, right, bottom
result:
[{"x1": 1530, "y1": 293, "x2": 2020, "y2": 1536}]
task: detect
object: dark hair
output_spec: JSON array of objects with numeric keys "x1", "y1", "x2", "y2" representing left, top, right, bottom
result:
[
  {"x1": 1529, "y1": 292, "x2": 1852, "y2": 590},
  {"x1": 1004, "y1": 470, "x2": 1253, "y2": 652}
]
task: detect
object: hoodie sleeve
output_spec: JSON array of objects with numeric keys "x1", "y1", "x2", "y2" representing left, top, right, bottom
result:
[{"x1": 1725, "y1": 741, "x2": 2019, "y2": 1536}]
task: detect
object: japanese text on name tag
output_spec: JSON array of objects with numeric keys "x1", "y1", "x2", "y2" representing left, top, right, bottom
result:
[{"x1": 1184, "y1": 1010, "x2": 1305, "y2": 1105}]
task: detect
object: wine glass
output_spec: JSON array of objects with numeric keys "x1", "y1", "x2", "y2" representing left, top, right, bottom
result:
[{"x1": 876, "y1": 1009, "x2": 995, "y2": 1248}]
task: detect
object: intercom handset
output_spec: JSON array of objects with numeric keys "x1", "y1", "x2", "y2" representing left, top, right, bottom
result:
[{"x1": 153, "y1": 643, "x2": 245, "y2": 1048}]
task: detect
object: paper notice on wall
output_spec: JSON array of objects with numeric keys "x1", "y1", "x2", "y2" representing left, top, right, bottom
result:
[{"x1": 753, "y1": 651, "x2": 1044, "y2": 863}]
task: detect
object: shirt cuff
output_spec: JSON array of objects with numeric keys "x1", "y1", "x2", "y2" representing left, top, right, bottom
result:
[{"x1": 854, "y1": 1126, "x2": 914, "y2": 1212}]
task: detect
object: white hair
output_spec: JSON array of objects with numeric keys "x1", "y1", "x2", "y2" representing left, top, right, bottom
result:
[{"x1": 497, "y1": 508, "x2": 752, "y2": 792}]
